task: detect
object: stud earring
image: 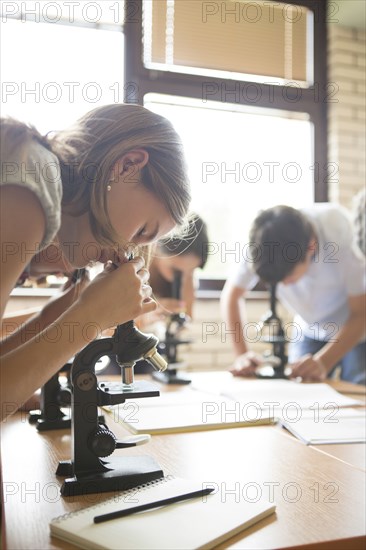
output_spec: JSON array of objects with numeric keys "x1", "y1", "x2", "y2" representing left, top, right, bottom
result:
[{"x1": 107, "y1": 184, "x2": 112, "y2": 192}]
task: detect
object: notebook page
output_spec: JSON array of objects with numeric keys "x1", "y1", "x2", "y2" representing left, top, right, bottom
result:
[
  {"x1": 280, "y1": 408, "x2": 366, "y2": 444},
  {"x1": 190, "y1": 375, "x2": 362, "y2": 410},
  {"x1": 109, "y1": 390, "x2": 274, "y2": 434}
]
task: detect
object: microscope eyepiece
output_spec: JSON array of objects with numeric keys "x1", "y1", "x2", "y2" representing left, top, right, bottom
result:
[{"x1": 114, "y1": 321, "x2": 168, "y2": 384}]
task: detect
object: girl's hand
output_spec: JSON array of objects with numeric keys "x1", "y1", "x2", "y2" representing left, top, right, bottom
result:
[{"x1": 76, "y1": 256, "x2": 156, "y2": 331}]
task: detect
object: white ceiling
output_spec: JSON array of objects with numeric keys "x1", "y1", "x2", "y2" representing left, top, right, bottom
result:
[{"x1": 332, "y1": 0, "x2": 366, "y2": 30}]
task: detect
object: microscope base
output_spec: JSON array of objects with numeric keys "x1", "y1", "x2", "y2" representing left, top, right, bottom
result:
[
  {"x1": 29, "y1": 411, "x2": 106, "y2": 432},
  {"x1": 59, "y1": 456, "x2": 164, "y2": 496},
  {"x1": 36, "y1": 416, "x2": 72, "y2": 431},
  {"x1": 29, "y1": 409, "x2": 72, "y2": 431},
  {"x1": 152, "y1": 369, "x2": 191, "y2": 385}
]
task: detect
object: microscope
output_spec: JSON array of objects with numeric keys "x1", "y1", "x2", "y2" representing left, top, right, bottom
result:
[
  {"x1": 56, "y1": 320, "x2": 168, "y2": 496},
  {"x1": 152, "y1": 270, "x2": 192, "y2": 385},
  {"x1": 255, "y1": 283, "x2": 289, "y2": 379}
]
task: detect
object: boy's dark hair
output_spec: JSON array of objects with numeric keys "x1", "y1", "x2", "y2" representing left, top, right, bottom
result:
[
  {"x1": 249, "y1": 205, "x2": 315, "y2": 283},
  {"x1": 159, "y1": 214, "x2": 209, "y2": 268}
]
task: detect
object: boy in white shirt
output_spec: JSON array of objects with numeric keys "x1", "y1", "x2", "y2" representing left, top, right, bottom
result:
[{"x1": 221, "y1": 204, "x2": 366, "y2": 384}]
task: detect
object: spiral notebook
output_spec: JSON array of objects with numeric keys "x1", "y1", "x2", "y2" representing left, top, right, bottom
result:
[{"x1": 50, "y1": 476, "x2": 276, "y2": 550}]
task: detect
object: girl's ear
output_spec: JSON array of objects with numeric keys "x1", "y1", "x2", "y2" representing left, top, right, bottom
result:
[{"x1": 110, "y1": 149, "x2": 149, "y2": 181}]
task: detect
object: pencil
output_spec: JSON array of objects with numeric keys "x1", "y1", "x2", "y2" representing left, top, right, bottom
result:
[{"x1": 93, "y1": 488, "x2": 214, "y2": 524}]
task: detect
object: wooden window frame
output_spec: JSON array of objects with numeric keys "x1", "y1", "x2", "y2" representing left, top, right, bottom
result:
[
  {"x1": 124, "y1": 0, "x2": 328, "y2": 200},
  {"x1": 124, "y1": 0, "x2": 329, "y2": 291}
]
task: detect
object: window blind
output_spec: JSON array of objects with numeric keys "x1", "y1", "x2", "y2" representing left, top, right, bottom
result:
[{"x1": 146, "y1": 0, "x2": 310, "y2": 82}]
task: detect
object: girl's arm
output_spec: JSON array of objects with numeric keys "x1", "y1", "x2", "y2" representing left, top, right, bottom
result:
[
  {"x1": 1, "y1": 307, "x2": 42, "y2": 338},
  {"x1": 181, "y1": 270, "x2": 195, "y2": 318},
  {"x1": 1, "y1": 274, "x2": 88, "y2": 355},
  {"x1": 0, "y1": 304, "x2": 99, "y2": 421},
  {"x1": 1, "y1": 259, "x2": 157, "y2": 421},
  {"x1": 0, "y1": 186, "x2": 46, "y2": 319}
]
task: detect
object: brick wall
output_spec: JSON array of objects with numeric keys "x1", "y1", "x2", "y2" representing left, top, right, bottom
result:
[{"x1": 327, "y1": 24, "x2": 366, "y2": 207}]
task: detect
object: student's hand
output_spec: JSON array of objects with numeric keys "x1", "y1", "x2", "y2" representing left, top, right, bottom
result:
[
  {"x1": 230, "y1": 351, "x2": 263, "y2": 377},
  {"x1": 77, "y1": 256, "x2": 156, "y2": 331},
  {"x1": 289, "y1": 354, "x2": 328, "y2": 382}
]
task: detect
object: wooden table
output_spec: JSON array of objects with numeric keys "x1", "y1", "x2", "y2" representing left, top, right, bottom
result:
[{"x1": 1, "y1": 377, "x2": 365, "y2": 550}]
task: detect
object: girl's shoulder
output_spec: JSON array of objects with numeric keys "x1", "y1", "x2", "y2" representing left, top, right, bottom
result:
[{"x1": 1, "y1": 138, "x2": 63, "y2": 251}]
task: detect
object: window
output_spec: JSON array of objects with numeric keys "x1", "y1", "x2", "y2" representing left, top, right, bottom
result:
[
  {"x1": 125, "y1": 0, "x2": 328, "y2": 282},
  {"x1": 1, "y1": 0, "x2": 329, "y2": 284},
  {"x1": 145, "y1": 93, "x2": 314, "y2": 278},
  {"x1": 0, "y1": 1, "x2": 124, "y2": 132}
]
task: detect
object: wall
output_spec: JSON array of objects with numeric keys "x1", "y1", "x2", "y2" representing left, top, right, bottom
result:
[
  {"x1": 180, "y1": 295, "x2": 292, "y2": 372},
  {"x1": 327, "y1": 24, "x2": 366, "y2": 207}
]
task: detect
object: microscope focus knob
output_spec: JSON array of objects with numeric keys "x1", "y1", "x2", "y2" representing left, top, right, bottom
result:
[{"x1": 88, "y1": 426, "x2": 117, "y2": 458}]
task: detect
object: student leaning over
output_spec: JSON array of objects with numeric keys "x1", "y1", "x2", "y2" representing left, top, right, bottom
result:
[
  {"x1": 221, "y1": 204, "x2": 366, "y2": 385},
  {"x1": 0, "y1": 104, "x2": 191, "y2": 421}
]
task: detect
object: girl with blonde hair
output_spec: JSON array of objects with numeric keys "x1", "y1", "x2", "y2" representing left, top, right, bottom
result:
[{"x1": 0, "y1": 104, "x2": 190, "y2": 421}]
